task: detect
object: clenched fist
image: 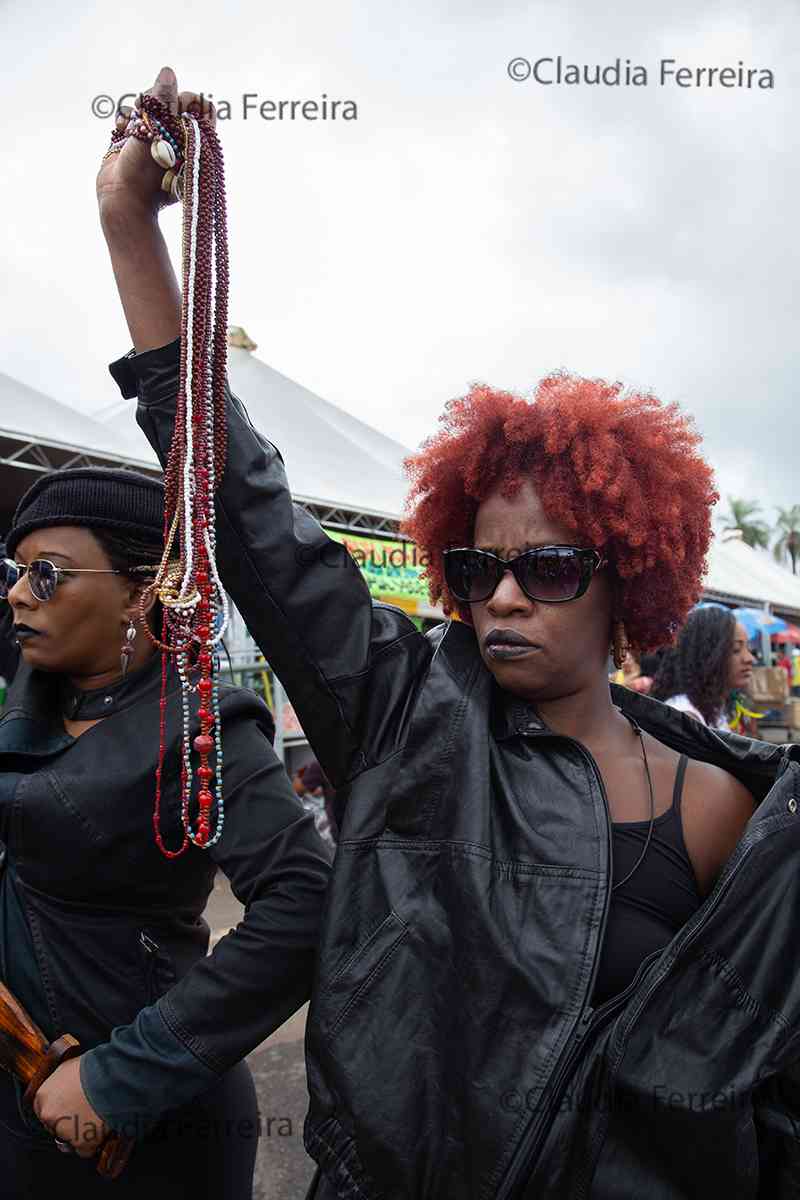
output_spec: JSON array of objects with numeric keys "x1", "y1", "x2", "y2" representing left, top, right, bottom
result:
[
  {"x1": 33, "y1": 1055, "x2": 110, "y2": 1159},
  {"x1": 96, "y1": 65, "x2": 216, "y2": 224}
]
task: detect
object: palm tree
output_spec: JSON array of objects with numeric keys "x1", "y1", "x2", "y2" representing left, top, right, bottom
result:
[
  {"x1": 720, "y1": 497, "x2": 770, "y2": 550},
  {"x1": 773, "y1": 506, "x2": 800, "y2": 574}
]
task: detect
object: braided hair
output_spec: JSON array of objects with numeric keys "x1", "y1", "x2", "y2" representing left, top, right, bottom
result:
[{"x1": 91, "y1": 526, "x2": 171, "y2": 630}]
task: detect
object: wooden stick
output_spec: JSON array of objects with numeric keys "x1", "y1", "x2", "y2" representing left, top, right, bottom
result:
[{"x1": 0, "y1": 980, "x2": 134, "y2": 1178}]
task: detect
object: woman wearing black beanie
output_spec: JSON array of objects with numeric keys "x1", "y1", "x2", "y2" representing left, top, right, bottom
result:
[{"x1": 0, "y1": 466, "x2": 331, "y2": 1196}]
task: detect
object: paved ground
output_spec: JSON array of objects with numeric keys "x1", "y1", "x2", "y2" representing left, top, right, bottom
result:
[{"x1": 204, "y1": 872, "x2": 318, "y2": 1200}]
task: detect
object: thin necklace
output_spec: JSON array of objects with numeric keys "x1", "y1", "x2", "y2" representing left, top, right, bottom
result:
[{"x1": 611, "y1": 716, "x2": 656, "y2": 892}]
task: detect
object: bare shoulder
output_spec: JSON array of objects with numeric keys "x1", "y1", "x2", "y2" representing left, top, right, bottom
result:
[
  {"x1": 681, "y1": 759, "x2": 756, "y2": 897},
  {"x1": 684, "y1": 757, "x2": 755, "y2": 816}
]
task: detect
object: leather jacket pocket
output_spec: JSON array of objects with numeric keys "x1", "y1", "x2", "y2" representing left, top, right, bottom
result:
[{"x1": 322, "y1": 910, "x2": 409, "y2": 1039}]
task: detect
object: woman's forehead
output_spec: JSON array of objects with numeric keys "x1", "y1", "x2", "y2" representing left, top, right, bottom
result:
[
  {"x1": 473, "y1": 481, "x2": 576, "y2": 549},
  {"x1": 14, "y1": 525, "x2": 101, "y2": 562}
]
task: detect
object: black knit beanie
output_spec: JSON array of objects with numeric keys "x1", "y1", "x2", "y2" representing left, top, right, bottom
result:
[{"x1": 6, "y1": 467, "x2": 165, "y2": 557}]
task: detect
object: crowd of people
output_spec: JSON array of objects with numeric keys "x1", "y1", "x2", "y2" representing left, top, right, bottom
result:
[{"x1": 2, "y1": 61, "x2": 800, "y2": 1200}]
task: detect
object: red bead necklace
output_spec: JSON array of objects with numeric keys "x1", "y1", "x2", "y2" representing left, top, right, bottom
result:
[{"x1": 114, "y1": 94, "x2": 229, "y2": 857}]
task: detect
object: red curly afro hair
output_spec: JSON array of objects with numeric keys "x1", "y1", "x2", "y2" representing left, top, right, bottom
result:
[{"x1": 402, "y1": 372, "x2": 718, "y2": 653}]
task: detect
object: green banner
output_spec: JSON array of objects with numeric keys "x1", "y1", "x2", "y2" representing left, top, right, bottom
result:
[{"x1": 323, "y1": 527, "x2": 431, "y2": 612}]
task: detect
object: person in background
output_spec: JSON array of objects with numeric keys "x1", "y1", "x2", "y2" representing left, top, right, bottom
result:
[
  {"x1": 776, "y1": 646, "x2": 792, "y2": 686},
  {"x1": 791, "y1": 647, "x2": 800, "y2": 698},
  {"x1": 298, "y1": 761, "x2": 337, "y2": 847},
  {"x1": 609, "y1": 649, "x2": 639, "y2": 688},
  {"x1": 629, "y1": 651, "x2": 660, "y2": 696},
  {"x1": 609, "y1": 650, "x2": 657, "y2": 695},
  {"x1": 315, "y1": 765, "x2": 340, "y2": 846},
  {"x1": 291, "y1": 766, "x2": 308, "y2": 799},
  {"x1": 650, "y1": 606, "x2": 755, "y2": 731}
]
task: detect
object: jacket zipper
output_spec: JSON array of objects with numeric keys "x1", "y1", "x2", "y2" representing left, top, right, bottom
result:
[
  {"x1": 496, "y1": 745, "x2": 794, "y2": 1200},
  {"x1": 140, "y1": 930, "x2": 159, "y2": 1002},
  {"x1": 495, "y1": 737, "x2": 614, "y2": 1200},
  {"x1": 506, "y1": 940, "x2": 664, "y2": 1195}
]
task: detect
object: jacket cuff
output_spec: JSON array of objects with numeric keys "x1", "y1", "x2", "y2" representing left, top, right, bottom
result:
[
  {"x1": 108, "y1": 338, "x2": 181, "y2": 403},
  {"x1": 79, "y1": 999, "x2": 218, "y2": 1140}
]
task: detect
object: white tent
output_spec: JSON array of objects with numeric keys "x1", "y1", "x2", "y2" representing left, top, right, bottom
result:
[
  {"x1": 0, "y1": 369, "x2": 153, "y2": 466},
  {"x1": 705, "y1": 531, "x2": 800, "y2": 618},
  {"x1": 1, "y1": 333, "x2": 411, "y2": 538},
  {"x1": 0, "y1": 370, "x2": 156, "y2": 533},
  {"x1": 98, "y1": 336, "x2": 410, "y2": 525}
]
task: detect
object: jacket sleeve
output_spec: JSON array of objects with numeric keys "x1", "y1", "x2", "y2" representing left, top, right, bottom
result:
[
  {"x1": 110, "y1": 339, "x2": 431, "y2": 788},
  {"x1": 80, "y1": 692, "x2": 332, "y2": 1137},
  {"x1": 0, "y1": 605, "x2": 20, "y2": 685},
  {"x1": 753, "y1": 1065, "x2": 800, "y2": 1197}
]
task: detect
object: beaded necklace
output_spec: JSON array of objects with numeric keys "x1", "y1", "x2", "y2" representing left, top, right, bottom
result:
[{"x1": 108, "y1": 94, "x2": 229, "y2": 856}]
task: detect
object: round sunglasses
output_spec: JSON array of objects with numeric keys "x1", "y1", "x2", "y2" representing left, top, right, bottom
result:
[
  {"x1": 0, "y1": 558, "x2": 121, "y2": 603},
  {"x1": 443, "y1": 545, "x2": 606, "y2": 605}
]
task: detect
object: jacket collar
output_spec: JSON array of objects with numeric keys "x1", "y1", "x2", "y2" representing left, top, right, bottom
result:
[
  {"x1": 57, "y1": 653, "x2": 163, "y2": 720},
  {"x1": 437, "y1": 618, "x2": 786, "y2": 803},
  {"x1": 0, "y1": 653, "x2": 166, "y2": 758}
]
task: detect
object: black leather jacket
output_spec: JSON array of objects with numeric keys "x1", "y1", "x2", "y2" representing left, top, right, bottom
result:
[{"x1": 115, "y1": 338, "x2": 800, "y2": 1198}]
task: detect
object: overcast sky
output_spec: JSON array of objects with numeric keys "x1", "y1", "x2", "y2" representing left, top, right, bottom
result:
[{"x1": 2, "y1": 0, "x2": 797, "y2": 533}]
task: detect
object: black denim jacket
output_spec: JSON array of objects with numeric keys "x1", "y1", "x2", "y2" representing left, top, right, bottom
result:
[{"x1": 0, "y1": 650, "x2": 331, "y2": 1135}]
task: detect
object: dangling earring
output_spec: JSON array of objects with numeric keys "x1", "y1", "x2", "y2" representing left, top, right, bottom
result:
[
  {"x1": 120, "y1": 620, "x2": 137, "y2": 678},
  {"x1": 611, "y1": 619, "x2": 628, "y2": 671}
]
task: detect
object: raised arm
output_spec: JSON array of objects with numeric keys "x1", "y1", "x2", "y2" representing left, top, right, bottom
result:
[
  {"x1": 97, "y1": 66, "x2": 182, "y2": 351},
  {"x1": 97, "y1": 68, "x2": 432, "y2": 787}
]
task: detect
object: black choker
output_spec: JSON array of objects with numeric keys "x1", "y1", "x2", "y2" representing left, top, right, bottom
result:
[{"x1": 59, "y1": 654, "x2": 162, "y2": 721}]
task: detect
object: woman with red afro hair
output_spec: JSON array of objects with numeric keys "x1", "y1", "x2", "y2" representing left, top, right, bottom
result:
[
  {"x1": 103, "y1": 74, "x2": 800, "y2": 1197},
  {"x1": 403, "y1": 371, "x2": 717, "y2": 653}
]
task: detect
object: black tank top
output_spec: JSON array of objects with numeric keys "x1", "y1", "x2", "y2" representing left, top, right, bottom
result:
[{"x1": 592, "y1": 755, "x2": 702, "y2": 1007}]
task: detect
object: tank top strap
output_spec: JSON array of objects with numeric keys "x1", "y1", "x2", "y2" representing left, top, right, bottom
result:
[{"x1": 672, "y1": 754, "x2": 689, "y2": 817}]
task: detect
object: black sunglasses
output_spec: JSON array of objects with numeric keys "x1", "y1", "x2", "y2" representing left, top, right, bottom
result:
[
  {"x1": 443, "y1": 545, "x2": 606, "y2": 605},
  {"x1": 0, "y1": 558, "x2": 120, "y2": 603}
]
